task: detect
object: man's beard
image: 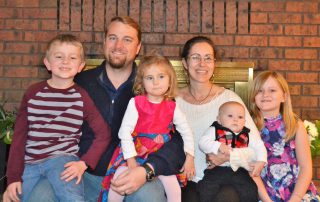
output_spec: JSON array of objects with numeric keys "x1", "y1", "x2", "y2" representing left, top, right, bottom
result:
[{"x1": 108, "y1": 55, "x2": 127, "y2": 69}]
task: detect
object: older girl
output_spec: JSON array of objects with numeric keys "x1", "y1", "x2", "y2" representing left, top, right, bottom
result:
[{"x1": 250, "y1": 71, "x2": 319, "y2": 202}]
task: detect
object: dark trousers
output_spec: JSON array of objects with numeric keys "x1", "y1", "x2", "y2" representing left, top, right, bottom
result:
[
  {"x1": 197, "y1": 167, "x2": 258, "y2": 202},
  {"x1": 182, "y1": 181, "x2": 241, "y2": 202}
]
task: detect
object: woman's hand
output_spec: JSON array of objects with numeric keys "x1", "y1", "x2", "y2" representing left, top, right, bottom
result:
[
  {"x1": 206, "y1": 151, "x2": 229, "y2": 169},
  {"x1": 60, "y1": 160, "x2": 87, "y2": 184},
  {"x1": 180, "y1": 154, "x2": 195, "y2": 180}
]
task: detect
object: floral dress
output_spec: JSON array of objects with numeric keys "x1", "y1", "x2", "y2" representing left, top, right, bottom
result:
[{"x1": 261, "y1": 115, "x2": 319, "y2": 202}]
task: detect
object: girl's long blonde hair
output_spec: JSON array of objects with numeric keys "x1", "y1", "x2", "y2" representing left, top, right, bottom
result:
[
  {"x1": 133, "y1": 55, "x2": 177, "y2": 101},
  {"x1": 249, "y1": 71, "x2": 298, "y2": 141}
]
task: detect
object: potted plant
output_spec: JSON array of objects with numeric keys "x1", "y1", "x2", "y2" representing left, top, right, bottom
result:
[{"x1": 0, "y1": 102, "x2": 15, "y2": 144}]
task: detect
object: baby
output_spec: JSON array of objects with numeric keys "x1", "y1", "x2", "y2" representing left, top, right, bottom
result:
[{"x1": 198, "y1": 101, "x2": 266, "y2": 202}]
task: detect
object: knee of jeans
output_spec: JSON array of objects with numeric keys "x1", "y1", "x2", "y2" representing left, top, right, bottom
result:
[{"x1": 126, "y1": 180, "x2": 166, "y2": 202}]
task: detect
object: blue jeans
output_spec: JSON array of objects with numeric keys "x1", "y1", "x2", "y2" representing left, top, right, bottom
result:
[
  {"x1": 27, "y1": 172, "x2": 166, "y2": 202},
  {"x1": 22, "y1": 155, "x2": 84, "y2": 202}
]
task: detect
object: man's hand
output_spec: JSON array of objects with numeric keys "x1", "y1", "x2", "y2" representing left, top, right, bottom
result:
[
  {"x1": 110, "y1": 166, "x2": 147, "y2": 195},
  {"x1": 218, "y1": 143, "x2": 231, "y2": 156},
  {"x1": 61, "y1": 160, "x2": 87, "y2": 184},
  {"x1": 4, "y1": 182, "x2": 22, "y2": 202}
]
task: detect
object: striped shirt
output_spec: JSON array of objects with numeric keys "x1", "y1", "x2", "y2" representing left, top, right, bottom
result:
[{"x1": 6, "y1": 81, "x2": 111, "y2": 185}]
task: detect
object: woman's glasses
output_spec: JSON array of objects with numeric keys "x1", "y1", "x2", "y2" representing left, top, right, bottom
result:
[{"x1": 188, "y1": 54, "x2": 215, "y2": 64}]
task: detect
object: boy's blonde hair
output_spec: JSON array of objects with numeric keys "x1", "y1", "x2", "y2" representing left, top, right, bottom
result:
[
  {"x1": 249, "y1": 71, "x2": 298, "y2": 141},
  {"x1": 133, "y1": 55, "x2": 177, "y2": 100},
  {"x1": 46, "y1": 34, "x2": 85, "y2": 61}
]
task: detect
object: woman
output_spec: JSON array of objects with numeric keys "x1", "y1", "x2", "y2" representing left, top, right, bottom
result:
[{"x1": 176, "y1": 36, "x2": 267, "y2": 202}]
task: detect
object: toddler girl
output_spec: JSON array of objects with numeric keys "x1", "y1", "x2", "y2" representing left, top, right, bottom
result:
[
  {"x1": 249, "y1": 71, "x2": 319, "y2": 202},
  {"x1": 100, "y1": 55, "x2": 195, "y2": 202}
]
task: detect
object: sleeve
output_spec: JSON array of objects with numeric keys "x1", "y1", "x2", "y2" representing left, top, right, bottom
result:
[
  {"x1": 173, "y1": 105, "x2": 194, "y2": 156},
  {"x1": 6, "y1": 91, "x2": 29, "y2": 185},
  {"x1": 146, "y1": 130, "x2": 185, "y2": 176},
  {"x1": 226, "y1": 91, "x2": 267, "y2": 163},
  {"x1": 118, "y1": 98, "x2": 139, "y2": 160},
  {"x1": 198, "y1": 126, "x2": 221, "y2": 155},
  {"x1": 81, "y1": 90, "x2": 112, "y2": 169}
]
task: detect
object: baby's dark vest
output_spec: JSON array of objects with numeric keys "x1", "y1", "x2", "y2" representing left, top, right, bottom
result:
[{"x1": 211, "y1": 121, "x2": 250, "y2": 148}]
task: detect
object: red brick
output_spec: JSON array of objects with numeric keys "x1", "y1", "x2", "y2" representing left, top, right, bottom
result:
[
  {"x1": 153, "y1": 0, "x2": 165, "y2": 32},
  {"x1": 269, "y1": 60, "x2": 301, "y2": 71},
  {"x1": 210, "y1": 35, "x2": 234, "y2": 46},
  {"x1": 217, "y1": 47, "x2": 250, "y2": 59},
  {"x1": 21, "y1": 79, "x2": 43, "y2": 89},
  {"x1": 4, "y1": 67, "x2": 38, "y2": 78},
  {"x1": 0, "y1": 78, "x2": 21, "y2": 89},
  {"x1": 166, "y1": 0, "x2": 177, "y2": 32},
  {"x1": 177, "y1": 0, "x2": 188, "y2": 32},
  {"x1": 214, "y1": 2, "x2": 224, "y2": 34},
  {"x1": 0, "y1": 8, "x2": 23, "y2": 18},
  {"x1": 128, "y1": 0, "x2": 140, "y2": 24},
  {"x1": 250, "y1": 48, "x2": 282, "y2": 59},
  {"x1": 303, "y1": 85, "x2": 320, "y2": 96},
  {"x1": 291, "y1": 96, "x2": 318, "y2": 108},
  {"x1": 285, "y1": 25, "x2": 317, "y2": 36},
  {"x1": 0, "y1": 0, "x2": 4, "y2": 6},
  {"x1": 269, "y1": 13, "x2": 301, "y2": 24},
  {"x1": 286, "y1": 2, "x2": 318, "y2": 13},
  {"x1": 24, "y1": 31, "x2": 57, "y2": 42},
  {"x1": 94, "y1": 32, "x2": 104, "y2": 43},
  {"x1": 251, "y1": 2, "x2": 285, "y2": 12},
  {"x1": 141, "y1": 0, "x2": 152, "y2": 32},
  {"x1": 23, "y1": 8, "x2": 57, "y2": 19},
  {"x1": 105, "y1": 0, "x2": 116, "y2": 27},
  {"x1": 82, "y1": 0, "x2": 93, "y2": 31},
  {"x1": 117, "y1": 0, "x2": 128, "y2": 17},
  {"x1": 0, "y1": 19, "x2": 4, "y2": 29},
  {"x1": 0, "y1": 42, "x2": 3, "y2": 52},
  {"x1": 304, "y1": 14, "x2": 320, "y2": 24},
  {"x1": 238, "y1": 2, "x2": 249, "y2": 34},
  {"x1": 250, "y1": 25, "x2": 283, "y2": 35},
  {"x1": 5, "y1": 19, "x2": 39, "y2": 30},
  {"x1": 145, "y1": 45, "x2": 180, "y2": 57},
  {"x1": 70, "y1": 0, "x2": 81, "y2": 31},
  {"x1": 39, "y1": 0, "x2": 57, "y2": 7},
  {"x1": 142, "y1": 33, "x2": 164, "y2": 44},
  {"x1": 0, "y1": 31, "x2": 23, "y2": 41},
  {"x1": 285, "y1": 49, "x2": 317, "y2": 60},
  {"x1": 202, "y1": 0, "x2": 213, "y2": 33},
  {"x1": 40, "y1": 19, "x2": 57, "y2": 30},
  {"x1": 289, "y1": 84, "x2": 301, "y2": 96},
  {"x1": 79, "y1": 32, "x2": 93, "y2": 43},
  {"x1": 189, "y1": 0, "x2": 200, "y2": 33},
  {"x1": 269, "y1": 37, "x2": 301, "y2": 47},
  {"x1": 0, "y1": 55, "x2": 22, "y2": 65},
  {"x1": 4, "y1": 43, "x2": 38, "y2": 54},
  {"x1": 4, "y1": 90, "x2": 25, "y2": 102},
  {"x1": 235, "y1": 36, "x2": 267, "y2": 46},
  {"x1": 226, "y1": 2, "x2": 236, "y2": 34},
  {"x1": 23, "y1": 55, "x2": 42, "y2": 66},
  {"x1": 164, "y1": 34, "x2": 195, "y2": 45},
  {"x1": 302, "y1": 109, "x2": 320, "y2": 121},
  {"x1": 304, "y1": 61, "x2": 320, "y2": 71},
  {"x1": 7, "y1": 0, "x2": 39, "y2": 7},
  {"x1": 287, "y1": 72, "x2": 318, "y2": 83},
  {"x1": 304, "y1": 37, "x2": 320, "y2": 48},
  {"x1": 250, "y1": 13, "x2": 267, "y2": 24},
  {"x1": 59, "y1": 0, "x2": 70, "y2": 31}
]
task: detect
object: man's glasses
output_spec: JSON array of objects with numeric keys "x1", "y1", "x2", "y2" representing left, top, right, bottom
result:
[{"x1": 188, "y1": 54, "x2": 215, "y2": 64}]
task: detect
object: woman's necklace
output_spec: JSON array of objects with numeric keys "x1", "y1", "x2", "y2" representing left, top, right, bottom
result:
[{"x1": 188, "y1": 84, "x2": 213, "y2": 104}]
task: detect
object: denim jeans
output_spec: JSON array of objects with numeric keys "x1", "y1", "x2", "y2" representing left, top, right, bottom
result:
[
  {"x1": 22, "y1": 155, "x2": 84, "y2": 202},
  {"x1": 27, "y1": 171, "x2": 166, "y2": 202}
]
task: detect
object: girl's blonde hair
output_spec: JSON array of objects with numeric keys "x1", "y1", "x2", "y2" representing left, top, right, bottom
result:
[
  {"x1": 249, "y1": 71, "x2": 298, "y2": 141},
  {"x1": 133, "y1": 55, "x2": 177, "y2": 100}
]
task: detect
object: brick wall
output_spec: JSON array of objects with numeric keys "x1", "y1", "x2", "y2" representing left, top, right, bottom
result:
[{"x1": 1, "y1": 0, "x2": 320, "y2": 186}]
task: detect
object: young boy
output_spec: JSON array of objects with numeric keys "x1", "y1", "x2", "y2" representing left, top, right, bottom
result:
[
  {"x1": 4, "y1": 34, "x2": 111, "y2": 202},
  {"x1": 198, "y1": 101, "x2": 266, "y2": 202}
]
